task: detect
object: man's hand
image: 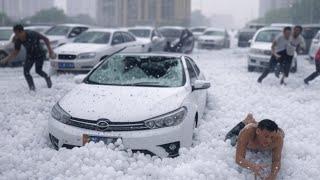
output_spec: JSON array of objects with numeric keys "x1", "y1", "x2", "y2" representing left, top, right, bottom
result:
[
  {"x1": 274, "y1": 53, "x2": 281, "y2": 59},
  {"x1": 251, "y1": 164, "x2": 269, "y2": 178},
  {"x1": 49, "y1": 50, "x2": 56, "y2": 59},
  {"x1": 0, "y1": 58, "x2": 9, "y2": 65}
]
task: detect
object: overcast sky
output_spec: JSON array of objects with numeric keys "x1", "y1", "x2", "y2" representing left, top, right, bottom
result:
[
  {"x1": 192, "y1": 0, "x2": 259, "y2": 27},
  {"x1": 55, "y1": 0, "x2": 259, "y2": 27}
]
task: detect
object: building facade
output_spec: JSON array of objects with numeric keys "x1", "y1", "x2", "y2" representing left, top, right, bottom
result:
[
  {"x1": 96, "y1": 0, "x2": 191, "y2": 27},
  {"x1": 66, "y1": 0, "x2": 97, "y2": 20},
  {"x1": 259, "y1": 0, "x2": 298, "y2": 17},
  {"x1": 0, "y1": 0, "x2": 54, "y2": 20}
]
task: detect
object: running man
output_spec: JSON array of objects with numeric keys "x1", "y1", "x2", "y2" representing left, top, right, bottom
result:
[
  {"x1": 280, "y1": 25, "x2": 305, "y2": 85},
  {"x1": 225, "y1": 114, "x2": 284, "y2": 180},
  {"x1": 258, "y1": 27, "x2": 292, "y2": 84},
  {"x1": 0, "y1": 24, "x2": 55, "y2": 91},
  {"x1": 304, "y1": 48, "x2": 320, "y2": 84}
]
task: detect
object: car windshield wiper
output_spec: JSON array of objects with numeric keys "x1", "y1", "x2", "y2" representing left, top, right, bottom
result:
[{"x1": 129, "y1": 82, "x2": 170, "y2": 87}]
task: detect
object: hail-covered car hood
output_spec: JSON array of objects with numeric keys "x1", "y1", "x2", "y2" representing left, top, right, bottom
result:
[
  {"x1": 59, "y1": 84, "x2": 189, "y2": 122},
  {"x1": 250, "y1": 42, "x2": 272, "y2": 51},
  {"x1": 55, "y1": 43, "x2": 109, "y2": 54},
  {"x1": 47, "y1": 35, "x2": 67, "y2": 42}
]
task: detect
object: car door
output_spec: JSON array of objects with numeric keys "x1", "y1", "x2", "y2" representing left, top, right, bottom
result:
[
  {"x1": 185, "y1": 57, "x2": 206, "y2": 117},
  {"x1": 110, "y1": 31, "x2": 126, "y2": 52},
  {"x1": 121, "y1": 31, "x2": 144, "y2": 52},
  {"x1": 185, "y1": 56, "x2": 207, "y2": 117},
  {"x1": 68, "y1": 27, "x2": 86, "y2": 40}
]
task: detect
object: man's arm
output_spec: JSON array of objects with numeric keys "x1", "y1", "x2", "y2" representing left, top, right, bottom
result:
[
  {"x1": 37, "y1": 32, "x2": 55, "y2": 59},
  {"x1": 236, "y1": 129, "x2": 268, "y2": 177},
  {"x1": 0, "y1": 49, "x2": 20, "y2": 65},
  {"x1": 271, "y1": 40, "x2": 280, "y2": 58},
  {"x1": 266, "y1": 137, "x2": 284, "y2": 180}
]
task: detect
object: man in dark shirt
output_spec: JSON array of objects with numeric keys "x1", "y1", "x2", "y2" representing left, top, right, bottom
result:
[{"x1": 0, "y1": 24, "x2": 55, "y2": 91}]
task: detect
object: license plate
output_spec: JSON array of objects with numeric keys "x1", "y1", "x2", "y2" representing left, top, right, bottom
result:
[
  {"x1": 58, "y1": 62, "x2": 74, "y2": 68},
  {"x1": 83, "y1": 134, "x2": 119, "y2": 145}
]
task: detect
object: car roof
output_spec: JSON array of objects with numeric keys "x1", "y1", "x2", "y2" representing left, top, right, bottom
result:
[
  {"x1": 127, "y1": 26, "x2": 154, "y2": 30},
  {"x1": 205, "y1": 27, "x2": 225, "y2": 32},
  {"x1": 54, "y1": 23, "x2": 90, "y2": 27},
  {"x1": 257, "y1": 26, "x2": 283, "y2": 31},
  {"x1": 190, "y1": 26, "x2": 207, "y2": 29},
  {"x1": 87, "y1": 28, "x2": 119, "y2": 33},
  {"x1": 302, "y1": 24, "x2": 320, "y2": 28},
  {"x1": 159, "y1": 26, "x2": 186, "y2": 30},
  {"x1": 0, "y1": 27, "x2": 12, "y2": 30},
  {"x1": 118, "y1": 52, "x2": 185, "y2": 58}
]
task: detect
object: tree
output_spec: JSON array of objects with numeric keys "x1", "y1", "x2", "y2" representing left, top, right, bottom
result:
[{"x1": 22, "y1": 8, "x2": 68, "y2": 24}]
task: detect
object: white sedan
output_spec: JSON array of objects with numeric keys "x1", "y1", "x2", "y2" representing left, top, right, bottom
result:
[
  {"x1": 197, "y1": 28, "x2": 230, "y2": 49},
  {"x1": 48, "y1": 53, "x2": 210, "y2": 157},
  {"x1": 51, "y1": 28, "x2": 143, "y2": 72},
  {"x1": 128, "y1": 26, "x2": 166, "y2": 52}
]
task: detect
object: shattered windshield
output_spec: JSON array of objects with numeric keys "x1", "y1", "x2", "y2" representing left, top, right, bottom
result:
[{"x1": 86, "y1": 55, "x2": 185, "y2": 87}]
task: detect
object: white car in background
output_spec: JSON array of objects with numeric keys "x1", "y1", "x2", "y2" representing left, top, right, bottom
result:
[
  {"x1": 0, "y1": 27, "x2": 26, "y2": 66},
  {"x1": 48, "y1": 53, "x2": 210, "y2": 158},
  {"x1": 189, "y1": 26, "x2": 207, "y2": 40},
  {"x1": 248, "y1": 26, "x2": 298, "y2": 72},
  {"x1": 309, "y1": 31, "x2": 320, "y2": 60},
  {"x1": 197, "y1": 28, "x2": 230, "y2": 49},
  {"x1": 51, "y1": 28, "x2": 144, "y2": 72},
  {"x1": 45, "y1": 24, "x2": 89, "y2": 48},
  {"x1": 25, "y1": 25, "x2": 52, "y2": 34},
  {"x1": 128, "y1": 26, "x2": 166, "y2": 52}
]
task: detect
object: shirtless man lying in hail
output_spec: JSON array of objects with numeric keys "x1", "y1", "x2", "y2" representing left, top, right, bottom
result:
[{"x1": 225, "y1": 114, "x2": 284, "y2": 180}]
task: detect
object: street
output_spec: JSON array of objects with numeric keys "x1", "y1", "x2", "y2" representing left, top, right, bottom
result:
[{"x1": 0, "y1": 48, "x2": 319, "y2": 180}]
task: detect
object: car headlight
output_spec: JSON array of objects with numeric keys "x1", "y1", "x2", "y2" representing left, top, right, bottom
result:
[
  {"x1": 144, "y1": 107, "x2": 187, "y2": 129},
  {"x1": 78, "y1": 52, "x2": 96, "y2": 59},
  {"x1": 50, "y1": 40, "x2": 59, "y2": 47},
  {"x1": 51, "y1": 103, "x2": 71, "y2": 124}
]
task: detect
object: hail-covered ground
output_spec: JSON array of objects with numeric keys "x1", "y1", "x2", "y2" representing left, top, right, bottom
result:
[{"x1": 0, "y1": 47, "x2": 319, "y2": 180}]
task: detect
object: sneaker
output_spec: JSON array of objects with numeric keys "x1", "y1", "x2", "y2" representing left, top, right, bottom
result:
[
  {"x1": 30, "y1": 86, "x2": 36, "y2": 91},
  {"x1": 45, "y1": 77, "x2": 52, "y2": 88},
  {"x1": 304, "y1": 79, "x2": 309, "y2": 85},
  {"x1": 280, "y1": 79, "x2": 287, "y2": 86}
]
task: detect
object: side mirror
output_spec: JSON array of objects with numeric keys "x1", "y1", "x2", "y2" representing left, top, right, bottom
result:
[
  {"x1": 248, "y1": 39, "x2": 253, "y2": 44},
  {"x1": 152, "y1": 36, "x2": 160, "y2": 42},
  {"x1": 192, "y1": 80, "x2": 211, "y2": 91},
  {"x1": 314, "y1": 39, "x2": 319, "y2": 44},
  {"x1": 74, "y1": 74, "x2": 87, "y2": 84}
]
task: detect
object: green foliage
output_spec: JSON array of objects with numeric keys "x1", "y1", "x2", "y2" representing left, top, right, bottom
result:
[{"x1": 23, "y1": 7, "x2": 68, "y2": 24}]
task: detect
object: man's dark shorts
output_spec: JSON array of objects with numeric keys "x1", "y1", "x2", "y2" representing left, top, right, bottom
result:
[{"x1": 269, "y1": 50, "x2": 293, "y2": 77}]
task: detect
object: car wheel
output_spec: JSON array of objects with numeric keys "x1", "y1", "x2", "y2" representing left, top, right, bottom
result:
[{"x1": 248, "y1": 66, "x2": 255, "y2": 72}]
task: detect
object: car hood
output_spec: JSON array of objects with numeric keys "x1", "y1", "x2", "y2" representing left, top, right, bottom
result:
[
  {"x1": 250, "y1": 42, "x2": 272, "y2": 50},
  {"x1": 199, "y1": 35, "x2": 224, "y2": 41},
  {"x1": 47, "y1": 35, "x2": 67, "y2": 42},
  {"x1": 55, "y1": 43, "x2": 109, "y2": 54},
  {"x1": 59, "y1": 84, "x2": 189, "y2": 122}
]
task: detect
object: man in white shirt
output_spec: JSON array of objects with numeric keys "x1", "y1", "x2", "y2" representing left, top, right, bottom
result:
[
  {"x1": 258, "y1": 27, "x2": 292, "y2": 83},
  {"x1": 280, "y1": 25, "x2": 305, "y2": 85}
]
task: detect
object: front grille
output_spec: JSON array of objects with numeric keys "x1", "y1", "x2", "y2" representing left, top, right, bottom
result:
[
  {"x1": 68, "y1": 117, "x2": 149, "y2": 132},
  {"x1": 58, "y1": 54, "x2": 77, "y2": 60}
]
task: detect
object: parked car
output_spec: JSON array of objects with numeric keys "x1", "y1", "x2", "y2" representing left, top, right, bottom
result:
[
  {"x1": 237, "y1": 29, "x2": 256, "y2": 47},
  {"x1": 49, "y1": 53, "x2": 210, "y2": 157},
  {"x1": 159, "y1": 26, "x2": 195, "y2": 54},
  {"x1": 248, "y1": 26, "x2": 298, "y2": 72},
  {"x1": 302, "y1": 24, "x2": 320, "y2": 54},
  {"x1": 25, "y1": 25, "x2": 52, "y2": 34},
  {"x1": 189, "y1": 26, "x2": 207, "y2": 40},
  {"x1": 309, "y1": 30, "x2": 320, "y2": 60},
  {"x1": 197, "y1": 28, "x2": 230, "y2": 49},
  {"x1": 128, "y1": 26, "x2": 166, "y2": 52},
  {"x1": 0, "y1": 27, "x2": 26, "y2": 67},
  {"x1": 246, "y1": 23, "x2": 266, "y2": 31},
  {"x1": 45, "y1": 24, "x2": 89, "y2": 49},
  {"x1": 51, "y1": 28, "x2": 144, "y2": 72}
]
